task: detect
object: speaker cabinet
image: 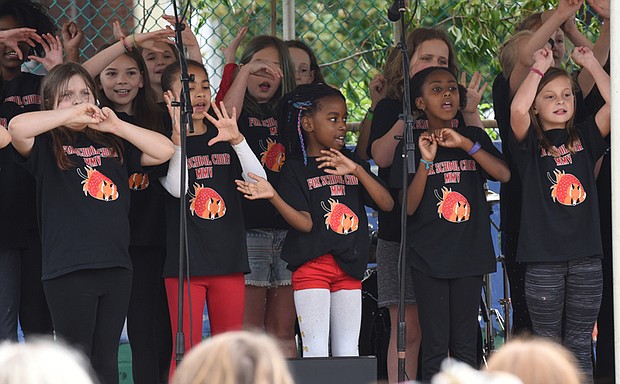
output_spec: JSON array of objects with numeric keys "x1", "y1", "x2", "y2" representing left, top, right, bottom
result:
[{"x1": 287, "y1": 356, "x2": 377, "y2": 384}]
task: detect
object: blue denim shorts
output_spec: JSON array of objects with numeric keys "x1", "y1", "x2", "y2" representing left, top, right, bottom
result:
[{"x1": 245, "y1": 229, "x2": 291, "y2": 287}]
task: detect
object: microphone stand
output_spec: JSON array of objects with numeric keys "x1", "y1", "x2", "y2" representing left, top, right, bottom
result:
[
  {"x1": 170, "y1": 0, "x2": 195, "y2": 366},
  {"x1": 390, "y1": 1, "x2": 415, "y2": 382}
]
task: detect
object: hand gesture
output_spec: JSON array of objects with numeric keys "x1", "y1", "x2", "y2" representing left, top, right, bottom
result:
[
  {"x1": 65, "y1": 103, "x2": 103, "y2": 131},
  {"x1": 163, "y1": 90, "x2": 181, "y2": 145},
  {"x1": 88, "y1": 107, "x2": 121, "y2": 134},
  {"x1": 61, "y1": 21, "x2": 83, "y2": 53},
  {"x1": 532, "y1": 47, "x2": 554, "y2": 73},
  {"x1": 317, "y1": 148, "x2": 357, "y2": 176},
  {"x1": 0, "y1": 27, "x2": 42, "y2": 60},
  {"x1": 244, "y1": 59, "x2": 283, "y2": 81},
  {"x1": 112, "y1": 20, "x2": 126, "y2": 40},
  {"x1": 28, "y1": 33, "x2": 63, "y2": 71},
  {"x1": 222, "y1": 26, "x2": 248, "y2": 64},
  {"x1": 557, "y1": 0, "x2": 584, "y2": 18},
  {"x1": 571, "y1": 46, "x2": 596, "y2": 67},
  {"x1": 162, "y1": 15, "x2": 200, "y2": 51},
  {"x1": 588, "y1": 0, "x2": 610, "y2": 19},
  {"x1": 132, "y1": 29, "x2": 175, "y2": 52},
  {"x1": 460, "y1": 71, "x2": 488, "y2": 114},
  {"x1": 418, "y1": 131, "x2": 437, "y2": 162},
  {"x1": 235, "y1": 172, "x2": 275, "y2": 200},
  {"x1": 204, "y1": 102, "x2": 242, "y2": 146},
  {"x1": 434, "y1": 128, "x2": 466, "y2": 150},
  {"x1": 369, "y1": 74, "x2": 387, "y2": 107}
]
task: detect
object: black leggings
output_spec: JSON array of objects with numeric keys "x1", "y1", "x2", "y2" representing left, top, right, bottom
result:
[
  {"x1": 412, "y1": 269, "x2": 482, "y2": 381},
  {"x1": 127, "y1": 246, "x2": 172, "y2": 384},
  {"x1": 44, "y1": 267, "x2": 131, "y2": 384}
]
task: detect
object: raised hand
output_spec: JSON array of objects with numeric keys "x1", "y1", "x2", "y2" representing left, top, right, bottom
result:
[
  {"x1": 317, "y1": 148, "x2": 357, "y2": 176},
  {"x1": 418, "y1": 131, "x2": 437, "y2": 162},
  {"x1": 112, "y1": 20, "x2": 126, "y2": 40},
  {"x1": 204, "y1": 102, "x2": 243, "y2": 146},
  {"x1": 163, "y1": 90, "x2": 181, "y2": 144},
  {"x1": 131, "y1": 29, "x2": 175, "y2": 52},
  {"x1": 588, "y1": 0, "x2": 610, "y2": 19},
  {"x1": 571, "y1": 46, "x2": 596, "y2": 67},
  {"x1": 235, "y1": 172, "x2": 275, "y2": 200},
  {"x1": 28, "y1": 33, "x2": 63, "y2": 70},
  {"x1": 369, "y1": 74, "x2": 387, "y2": 107},
  {"x1": 162, "y1": 15, "x2": 200, "y2": 51},
  {"x1": 222, "y1": 26, "x2": 248, "y2": 64},
  {"x1": 532, "y1": 47, "x2": 554, "y2": 73},
  {"x1": 61, "y1": 21, "x2": 83, "y2": 56},
  {"x1": 0, "y1": 27, "x2": 42, "y2": 61},
  {"x1": 460, "y1": 71, "x2": 488, "y2": 114}
]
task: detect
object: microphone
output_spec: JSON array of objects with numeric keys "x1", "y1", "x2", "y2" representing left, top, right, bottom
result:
[{"x1": 388, "y1": 0, "x2": 403, "y2": 22}]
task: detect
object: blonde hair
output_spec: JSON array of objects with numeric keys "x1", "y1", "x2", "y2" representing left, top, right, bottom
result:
[
  {"x1": 171, "y1": 331, "x2": 294, "y2": 384},
  {"x1": 498, "y1": 30, "x2": 533, "y2": 78},
  {"x1": 486, "y1": 337, "x2": 582, "y2": 384},
  {"x1": 0, "y1": 339, "x2": 96, "y2": 384}
]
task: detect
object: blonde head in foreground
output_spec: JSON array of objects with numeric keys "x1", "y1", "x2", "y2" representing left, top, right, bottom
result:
[
  {"x1": 486, "y1": 337, "x2": 582, "y2": 384},
  {"x1": 171, "y1": 331, "x2": 294, "y2": 384}
]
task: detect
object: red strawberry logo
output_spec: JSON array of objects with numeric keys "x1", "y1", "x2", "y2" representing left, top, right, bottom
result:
[
  {"x1": 189, "y1": 183, "x2": 226, "y2": 220},
  {"x1": 548, "y1": 169, "x2": 586, "y2": 206},
  {"x1": 260, "y1": 138, "x2": 285, "y2": 172},
  {"x1": 77, "y1": 166, "x2": 119, "y2": 202},
  {"x1": 321, "y1": 198, "x2": 359, "y2": 235},
  {"x1": 435, "y1": 187, "x2": 470, "y2": 223}
]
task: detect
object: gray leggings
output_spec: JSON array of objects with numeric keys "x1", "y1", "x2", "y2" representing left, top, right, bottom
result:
[{"x1": 525, "y1": 257, "x2": 602, "y2": 382}]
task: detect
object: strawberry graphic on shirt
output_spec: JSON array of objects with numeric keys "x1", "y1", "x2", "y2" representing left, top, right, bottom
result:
[
  {"x1": 189, "y1": 183, "x2": 226, "y2": 220},
  {"x1": 321, "y1": 198, "x2": 359, "y2": 235},
  {"x1": 260, "y1": 138, "x2": 285, "y2": 172},
  {"x1": 77, "y1": 166, "x2": 119, "y2": 202},
  {"x1": 548, "y1": 169, "x2": 586, "y2": 206},
  {"x1": 435, "y1": 187, "x2": 470, "y2": 223}
]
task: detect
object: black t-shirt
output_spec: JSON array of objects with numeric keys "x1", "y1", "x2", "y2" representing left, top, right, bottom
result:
[
  {"x1": 237, "y1": 105, "x2": 287, "y2": 229},
  {"x1": 278, "y1": 149, "x2": 381, "y2": 280},
  {"x1": 511, "y1": 117, "x2": 606, "y2": 263},
  {"x1": 0, "y1": 73, "x2": 42, "y2": 248},
  {"x1": 367, "y1": 98, "x2": 463, "y2": 242},
  {"x1": 17, "y1": 132, "x2": 141, "y2": 280},
  {"x1": 115, "y1": 112, "x2": 168, "y2": 248},
  {"x1": 391, "y1": 125, "x2": 499, "y2": 278},
  {"x1": 163, "y1": 123, "x2": 250, "y2": 277}
]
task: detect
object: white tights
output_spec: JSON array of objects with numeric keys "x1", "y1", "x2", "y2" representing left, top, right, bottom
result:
[{"x1": 294, "y1": 288, "x2": 361, "y2": 357}]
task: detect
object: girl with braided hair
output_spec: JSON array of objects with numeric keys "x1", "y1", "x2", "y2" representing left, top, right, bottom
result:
[{"x1": 236, "y1": 83, "x2": 393, "y2": 357}]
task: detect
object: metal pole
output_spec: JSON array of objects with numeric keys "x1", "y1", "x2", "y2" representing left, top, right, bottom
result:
[{"x1": 282, "y1": 0, "x2": 295, "y2": 40}]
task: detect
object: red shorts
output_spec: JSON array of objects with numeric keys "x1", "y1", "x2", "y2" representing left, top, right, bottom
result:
[{"x1": 292, "y1": 254, "x2": 361, "y2": 292}]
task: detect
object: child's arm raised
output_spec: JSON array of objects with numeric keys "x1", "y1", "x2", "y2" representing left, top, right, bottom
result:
[
  {"x1": 510, "y1": 48, "x2": 554, "y2": 143},
  {"x1": 162, "y1": 15, "x2": 203, "y2": 64},
  {"x1": 204, "y1": 102, "x2": 267, "y2": 181},
  {"x1": 236, "y1": 174, "x2": 313, "y2": 233},
  {"x1": 572, "y1": 47, "x2": 611, "y2": 137},
  {"x1": 90, "y1": 107, "x2": 174, "y2": 166},
  {"x1": 222, "y1": 59, "x2": 282, "y2": 115},
  {"x1": 317, "y1": 148, "x2": 393, "y2": 212},
  {"x1": 0, "y1": 27, "x2": 42, "y2": 61},
  {"x1": 460, "y1": 71, "x2": 488, "y2": 129},
  {"x1": 577, "y1": 0, "x2": 610, "y2": 97},
  {"x1": 435, "y1": 128, "x2": 510, "y2": 183},
  {"x1": 356, "y1": 73, "x2": 387, "y2": 160},
  {"x1": 405, "y1": 131, "x2": 437, "y2": 215},
  {"x1": 82, "y1": 29, "x2": 175, "y2": 78},
  {"x1": 8, "y1": 104, "x2": 103, "y2": 157},
  {"x1": 510, "y1": 0, "x2": 581, "y2": 96}
]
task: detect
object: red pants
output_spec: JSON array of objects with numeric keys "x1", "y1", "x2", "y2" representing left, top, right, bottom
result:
[{"x1": 165, "y1": 273, "x2": 244, "y2": 376}]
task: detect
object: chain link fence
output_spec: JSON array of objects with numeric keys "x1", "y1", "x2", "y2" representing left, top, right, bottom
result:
[{"x1": 38, "y1": 0, "x2": 603, "y2": 129}]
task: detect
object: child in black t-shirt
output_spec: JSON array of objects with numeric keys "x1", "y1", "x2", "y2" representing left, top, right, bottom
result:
[
  {"x1": 510, "y1": 46, "x2": 610, "y2": 380},
  {"x1": 159, "y1": 60, "x2": 266, "y2": 377},
  {"x1": 8, "y1": 62, "x2": 174, "y2": 384},
  {"x1": 236, "y1": 83, "x2": 393, "y2": 357},
  {"x1": 401, "y1": 66, "x2": 510, "y2": 380}
]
